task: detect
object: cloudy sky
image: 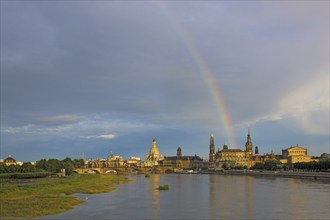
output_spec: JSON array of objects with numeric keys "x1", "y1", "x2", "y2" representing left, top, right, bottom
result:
[{"x1": 1, "y1": 1, "x2": 329, "y2": 162}]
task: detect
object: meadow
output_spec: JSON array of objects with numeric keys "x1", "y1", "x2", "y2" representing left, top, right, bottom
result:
[{"x1": 0, "y1": 174, "x2": 131, "y2": 219}]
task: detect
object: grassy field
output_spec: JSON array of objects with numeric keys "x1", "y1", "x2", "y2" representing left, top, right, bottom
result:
[{"x1": 0, "y1": 174, "x2": 131, "y2": 219}]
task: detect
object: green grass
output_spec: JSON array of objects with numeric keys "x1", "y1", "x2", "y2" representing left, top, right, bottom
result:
[{"x1": 0, "y1": 174, "x2": 131, "y2": 219}]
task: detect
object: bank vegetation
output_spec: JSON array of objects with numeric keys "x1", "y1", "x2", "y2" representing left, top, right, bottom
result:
[{"x1": 0, "y1": 174, "x2": 130, "y2": 219}]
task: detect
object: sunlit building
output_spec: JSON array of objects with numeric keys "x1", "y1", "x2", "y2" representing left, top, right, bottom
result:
[
  {"x1": 212, "y1": 129, "x2": 257, "y2": 168},
  {"x1": 127, "y1": 157, "x2": 142, "y2": 167},
  {"x1": 280, "y1": 145, "x2": 318, "y2": 164},
  {"x1": 144, "y1": 139, "x2": 164, "y2": 167},
  {"x1": 3, "y1": 155, "x2": 17, "y2": 166}
]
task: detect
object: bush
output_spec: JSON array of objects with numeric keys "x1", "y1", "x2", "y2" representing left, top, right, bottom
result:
[
  {"x1": 157, "y1": 184, "x2": 169, "y2": 190},
  {"x1": 0, "y1": 172, "x2": 52, "y2": 179}
]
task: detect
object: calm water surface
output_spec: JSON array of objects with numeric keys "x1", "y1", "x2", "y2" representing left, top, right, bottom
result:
[{"x1": 45, "y1": 174, "x2": 330, "y2": 219}]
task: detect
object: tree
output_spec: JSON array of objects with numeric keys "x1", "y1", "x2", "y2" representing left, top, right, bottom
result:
[
  {"x1": 251, "y1": 162, "x2": 264, "y2": 170},
  {"x1": 264, "y1": 159, "x2": 281, "y2": 171},
  {"x1": 222, "y1": 163, "x2": 229, "y2": 170},
  {"x1": 73, "y1": 158, "x2": 85, "y2": 168},
  {"x1": 36, "y1": 159, "x2": 47, "y2": 171},
  {"x1": 20, "y1": 162, "x2": 36, "y2": 173}
]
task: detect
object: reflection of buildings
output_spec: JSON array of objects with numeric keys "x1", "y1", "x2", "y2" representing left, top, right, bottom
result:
[
  {"x1": 162, "y1": 146, "x2": 203, "y2": 169},
  {"x1": 144, "y1": 139, "x2": 164, "y2": 167}
]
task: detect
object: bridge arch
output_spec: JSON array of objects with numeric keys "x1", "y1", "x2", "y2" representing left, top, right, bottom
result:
[
  {"x1": 104, "y1": 169, "x2": 118, "y2": 174},
  {"x1": 84, "y1": 169, "x2": 100, "y2": 174}
]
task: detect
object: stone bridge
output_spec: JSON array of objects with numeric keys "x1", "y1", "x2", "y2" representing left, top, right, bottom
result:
[{"x1": 73, "y1": 167, "x2": 175, "y2": 175}]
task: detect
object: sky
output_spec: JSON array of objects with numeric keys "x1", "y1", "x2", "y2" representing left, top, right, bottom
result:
[{"x1": 1, "y1": 1, "x2": 329, "y2": 162}]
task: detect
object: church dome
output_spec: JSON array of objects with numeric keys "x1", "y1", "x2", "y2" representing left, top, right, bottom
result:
[{"x1": 149, "y1": 139, "x2": 160, "y2": 160}]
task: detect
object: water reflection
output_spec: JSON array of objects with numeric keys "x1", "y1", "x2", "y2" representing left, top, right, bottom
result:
[
  {"x1": 244, "y1": 176, "x2": 254, "y2": 218},
  {"x1": 150, "y1": 174, "x2": 160, "y2": 219},
  {"x1": 209, "y1": 175, "x2": 216, "y2": 218},
  {"x1": 45, "y1": 174, "x2": 330, "y2": 220}
]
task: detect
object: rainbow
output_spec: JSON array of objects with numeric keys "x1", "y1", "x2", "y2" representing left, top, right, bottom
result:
[{"x1": 159, "y1": 3, "x2": 237, "y2": 148}]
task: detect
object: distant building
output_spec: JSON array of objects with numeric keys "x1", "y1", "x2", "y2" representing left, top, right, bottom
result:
[
  {"x1": 320, "y1": 153, "x2": 330, "y2": 161},
  {"x1": 144, "y1": 139, "x2": 164, "y2": 167},
  {"x1": 281, "y1": 145, "x2": 318, "y2": 164},
  {"x1": 127, "y1": 157, "x2": 141, "y2": 167},
  {"x1": 162, "y1": 146, "x2": 203, "y2": 169},
  {"x1": 106, "y1": 154, "x2": 125, "y2": 168},
  {"x1": 255, "y1": 146, "x2": 259, "y2": 155},
  {"x1": 213, "y1": 129, "x2": 256, "y2": 168},
  {"x1": 3, "y1": 155, "x2": 17, "y2": 166},
  {"x1": 86, "y1": 153, "x2": 125, "y2": 168}
]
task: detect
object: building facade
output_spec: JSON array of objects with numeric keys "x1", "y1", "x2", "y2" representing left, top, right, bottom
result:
[
  {"x1": 211, "y1": 130, "x2": 258, "y2": 168},
  {"x1": 281, "y1": 145, "x2": 318, "y2": 164},
  {"x1": 162, "y1": 146, "x2": 203, "y2": 169},
  {"x1": 144, "y1": 139, "x2": 164, "y2": 167},
  {"x1": 3, "y1": 155, "x2": 17, "y2": 166}
]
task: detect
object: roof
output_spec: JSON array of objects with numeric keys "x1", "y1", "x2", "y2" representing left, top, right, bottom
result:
[
  {"x1": 286, "y1": 146, "x2": 307, "y2": 151},
  {"x1": 220, "y1": 149, "x2": 243, "y2": 152},
  {"x1": 4, "y1": 156, "x2": 16, "y2": 162},
  {"x1": 164, "y1": 156, "x2": 177, "y2": 160},
  {"x1": 164, "y1": 155, "x2": 203, "y2": 161}
]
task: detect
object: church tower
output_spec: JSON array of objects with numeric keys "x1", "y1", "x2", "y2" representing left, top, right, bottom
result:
[
  {"x1": 209, "y1": 134, "x2": 215, "y2": 163},
  {"x1": 245, "y1": 129, "x2": 253, "y2": 158},
  {"x1": 177, "y1": 146, "x2": 182, "y2": 159},
  {"x1": 255, "y1": 146, "x2": 259, "y2": 155}
]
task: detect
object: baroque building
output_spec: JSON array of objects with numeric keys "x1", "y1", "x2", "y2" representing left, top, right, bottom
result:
[
  {"x1": 162, "y1": 146, "x2": 203, "y2": 169},
  {"x1": 211, "y1": 129, "x2": 257, "y2": 168},
  {"x1": 245, "y1": 129, "x2": 253, "y2": 158},
  {"x1": 280, "y1": 145, "x2": 318, "y2": 164},
  {"x1": 144, "y1": 139, "x2": 164, "y2": 167}
]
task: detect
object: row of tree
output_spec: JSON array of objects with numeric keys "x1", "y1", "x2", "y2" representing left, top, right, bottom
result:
[
  {"x1": 293, "y1": 161, "x2": 330, "y2": 171},
  {"x1": 251, "y1": 160, "x2": 330, "y2": 171},
  {"x1": 0, "y1": 157, "x2": 85, "y2": 175},
  {"x1": 36, "y1": 157, "x2": 85, "y2": 175},
  {"x1": 251, "y1": 159, "x2": 281, "y2": 171},
  {"x1": 0, "y1": 162, "x2": 39, "y2": 173}
]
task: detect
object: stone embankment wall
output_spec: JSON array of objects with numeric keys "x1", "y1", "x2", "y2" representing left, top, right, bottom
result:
[{"x1": 202, "y1": 170, "x2": 330, "y2": 180}]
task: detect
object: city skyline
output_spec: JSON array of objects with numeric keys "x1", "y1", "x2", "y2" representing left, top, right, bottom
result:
[{"x1": 1, "y1": 1, "x2": 329, "y2": 161}]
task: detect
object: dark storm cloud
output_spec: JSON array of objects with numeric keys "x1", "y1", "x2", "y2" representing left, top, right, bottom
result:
[
  {"x1": 1, "y1": 1, "x2": 329, "y2": 160},
  {"x1": 1, "y1": 1, "x2": 214, "y2": 125}
]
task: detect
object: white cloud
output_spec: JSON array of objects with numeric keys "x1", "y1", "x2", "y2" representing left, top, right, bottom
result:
[
  {"x1": 80, "y1": 133, "x2": 117, "y2": 140},
  {"x1": 1, "y1": 115, "x2": 162, "y2": 140},
  {"x1": 241, "y1": 71, "x2": 329, "y2": 135},
  {"x1": 37, "y1": 114, "x2": 86, "y2": 125}
]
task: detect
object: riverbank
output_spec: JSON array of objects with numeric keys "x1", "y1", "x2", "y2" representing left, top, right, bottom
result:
[
  {"x1": 201, "y1": 170, "x2": 330, "y2": 180},
  {"x1": 0, "y1": 174, "x2": 131, "y2": 219}
]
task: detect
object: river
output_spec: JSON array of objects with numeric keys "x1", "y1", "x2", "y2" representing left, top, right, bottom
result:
[{"x1": 45, "y1": 174, "x2": 330, "y2": 219}]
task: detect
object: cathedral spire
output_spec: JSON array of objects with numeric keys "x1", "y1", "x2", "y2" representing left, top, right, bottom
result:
[
  {"x1": 209, "y1": 134, "x2": 215, "y2": 163},
  {"x1": 245, "y1": 128, "x2": 253, "y2": 158}
]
